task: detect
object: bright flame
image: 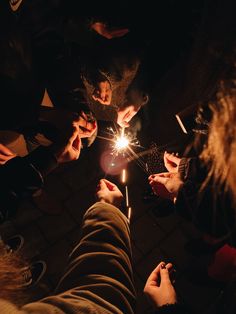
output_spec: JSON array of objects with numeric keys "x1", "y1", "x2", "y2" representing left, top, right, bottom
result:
[{"x1": 115, "y1": 136, "x2": 129, "y2": 150}]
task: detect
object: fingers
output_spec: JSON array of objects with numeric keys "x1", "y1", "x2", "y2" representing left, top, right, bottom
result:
[
  {"x1": 100, "y1": 178, "x2": 117, "y2": 191},
  {"x1": 145, "y1": 262, "x2": 163, "y2": 288},
  {"x1": 164, "y1": 152, "x2": 181, "y2": 172},
  {"x1": 149, "y1": 173, "x2": 171, "y2": 185},
  {"x1": 108, "y1": 28, "x2": 129, "y2": 38},
  {"x1": 0, "y1": 143, "x2": 15, "y2": 156},
  {"x1": 0, "y1": 144, "x2": 16, "y2": 165},
  {"x1": 92, "y1": 94, "x2": 110, "y2": 105},
  {"x1": 92, "y1": 81, "x2": 112, "y2": 105},
  {"x1": 91, "y1": 22, "x2": 129, "y2": 39},
  {"x1": 77, "y1": 112, "x2": 97, "y2": 138},
  {"x1": 69, "y1": 127, "x2": 81, "y2": 159},
  {"x1": 117, "y1": 120, "x2": 130, "y2": 128},
  {"x1": 160, "y1": 265, "x2": 172, "y2": 285}
]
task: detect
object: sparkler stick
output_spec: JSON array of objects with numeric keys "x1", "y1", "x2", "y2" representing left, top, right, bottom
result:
[
  {"x1": 121, "y1": 169, "x2": 132, "y2": 223},
  {"x1": 125, "y1": 185, "x2": 129, "y2": 207},
  {"x1": 125, "y1": 185, "x2": 132, "y2": 224},
  {"x1": 121, "y1": 168, "x2": 126, "y2": 184}
]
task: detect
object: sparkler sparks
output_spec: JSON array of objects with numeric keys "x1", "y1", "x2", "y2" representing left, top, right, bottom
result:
[
  {"x1": 115, "y1": 134, "x2": 129, "y2": 150},
  {"x1": 108, "y1": 126, "x2": 141, "y2": 156},
  {"x1": 98, "y1": 125, "x2": 169, "y2": 177}
]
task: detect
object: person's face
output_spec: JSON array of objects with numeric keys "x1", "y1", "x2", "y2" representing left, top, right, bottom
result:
[{"x1": 117, "y1": 104, "x2": 141, "y2": 128}]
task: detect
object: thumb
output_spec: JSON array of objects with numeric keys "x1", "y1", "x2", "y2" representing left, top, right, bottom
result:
[
  {"x1": 164, "y1": 152, "x2": 180, "y2": 166},
  {"x1": 70, "y1": 127, "x2": 80, "y2": 149}
]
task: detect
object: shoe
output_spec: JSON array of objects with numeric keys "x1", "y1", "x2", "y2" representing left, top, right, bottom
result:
[
  {"x1": 21, "y1": 260, "x2": 47, "y2": 288},
  {"x1": 5, "y1": 234, "x2": 24, "y2": 254}
]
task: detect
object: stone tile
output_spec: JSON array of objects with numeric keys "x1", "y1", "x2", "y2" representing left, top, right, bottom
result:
[
  {"x1": 61, "y1": 151, "x2": 100, "y2": 191},
  {"x1": 19, "y1": 224, "x2": 47, "y2": 259},
  {"x1": 40, "y1": 239, "x2": 72, "y2": 286},
  {"x1": 65, "y1": 183, "x2": 98, "y2": 224},
  {"x1": 44, "y1": 174, "x2": 71, "y2": 201},
  {"x1": 135, "y1": 247, "x2": 168, "y2": 281},
  {"x1": 178, "y1": 219, "x2": 202, "y2": 239},
  {"x1": 66, "y1": 226, "x2": 83, "y2": 248},
  {"x1": 134, "y1": 272, "x2": 152, "y2": 314},
  {"x1": 160, "y1": 226, "x2": 196, "y2": 271},
  {"x1": 131, "y1": 214, "x2": 164, "y2": 254},
  {"x1": 148, "y1": 200, "x2": 182, "y2": 232},
  {"x1": 0, "y1": 221, "x2": 18, "y2": 239},
  {"x1": 37, "y1": 210, "x2": 76, "y2": 243},
  {"x1": 128, "y1": 185, "x2": 150, "y2": 221},
  {"x1": 33, "y1": 190, "x2": 64, "y2": 215},
  {"x1": 174, "y1": 274, "x2": 222, "y2": 313},
  {"x1": 12, "y1": 200, "x2": 42, "y2": 228},
  {"x1": 27, "y1": 277, "x2": 54, "y2": 303},
  {"x1": 131, "y1": 241, "x2": 143, "y2": 264}
]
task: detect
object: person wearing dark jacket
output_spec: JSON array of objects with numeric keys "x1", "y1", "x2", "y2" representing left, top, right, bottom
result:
[
  {"x1": 0, "y1": 179, "x2": 136, "y2": 314},
  {"x1": 0, "y1": 118, "x2": 82, "y2": 223}
]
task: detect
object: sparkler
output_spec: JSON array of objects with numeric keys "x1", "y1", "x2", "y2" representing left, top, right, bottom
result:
[
  {"x1": 98, "y1": 125, "x2": 151, "y2": 176},
  {"x1": 98, "y1": 126, "x2": 174, "y2": 222},
  {"x1": 121, "y1": 169, "x2": 132, "y2": 223}
]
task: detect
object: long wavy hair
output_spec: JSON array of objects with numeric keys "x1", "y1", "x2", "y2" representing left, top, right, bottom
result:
[{"x1": 201, "y1": 78, "x2": 236, "y2": 200}]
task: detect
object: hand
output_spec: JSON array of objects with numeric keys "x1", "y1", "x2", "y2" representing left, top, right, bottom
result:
[
  {"x1": 117, "y1": 105, "x2": 141, "y2": 128},
  {"x1": 148, "y1": 172, "x2": 183, "y2": 202},
  {"x1": 91, "y1": 22, "x2": 129, "y2": 39},
  {"x1": 92, "y1": 80, "x2": 112, "y2": 105},
  {"x1": 164, "y1": 151, "x2": 181, "y2": 173},
  {"x1": 77, "y1": 111, "x2": 97, "y2": 138},
  {"x1": 0, "y1": 143, "x2": 16, "y2": 165},
  {"x1": 96, "y1": 179, "x2": 123, "y2": 207},
  {"x1": 40, "y1": 108, "x2": 97, "y2": 140},
  {"x1": 144, "y1": 262, "x2": 177, "y2": 308},
  {"x1": 51, "y1": 125, "x2": 81, "y2": 163}
]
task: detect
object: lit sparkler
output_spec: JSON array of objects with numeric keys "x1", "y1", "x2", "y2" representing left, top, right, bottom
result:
[
  {"x1": 98, "y1": 125, "x2": 151, "y2": 176},
  {"x1": 97, "y1": 126, "x2": 141, "y2": 156},
  {"x1": 121, "y1": 169, "x2": 132, "y2": 223}
]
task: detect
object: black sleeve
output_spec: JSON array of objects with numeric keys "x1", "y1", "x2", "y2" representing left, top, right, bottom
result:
[
  {"x1": 154, "y1": 303, "x2": 191, "y2": 314},
  {"x1": 0, "y1": 146, "x2": 57, "y2": 223},
  {"x1": 176, "y1": 158, "x2": 236, "y2": 243}
]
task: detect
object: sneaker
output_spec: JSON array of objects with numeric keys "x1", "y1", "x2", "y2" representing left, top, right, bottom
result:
[
  {"x1": 21, "y1": 260, "x2": 47, "y2": 288},
  {"x1": 5, "y1": 234, "x2": 24, "y2": 254}
]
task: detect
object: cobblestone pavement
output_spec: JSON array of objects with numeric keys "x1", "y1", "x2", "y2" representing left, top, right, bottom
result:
[
  {"x1": 0, "y1": 134, "x2": 223, "y2": 313},
  {"x1": 0, "y1": 55, "x2": 225, "y2": 314}
]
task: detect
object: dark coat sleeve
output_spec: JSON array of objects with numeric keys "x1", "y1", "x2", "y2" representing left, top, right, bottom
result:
[
  {"x1": 0, "y1": 146, "x2": 57, "y2": 223},
  {"x1": 154, "y1": 303, "x2": 191, "y2": 314},
  {"x1": 176, "y1": 157, "x2": 236, "y2": 245}
]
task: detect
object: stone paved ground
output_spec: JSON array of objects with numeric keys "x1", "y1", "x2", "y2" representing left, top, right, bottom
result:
[
  {"x1": 0, "y1": 54, "x2": 226, "y2": 313},
  {"x1": 0, "y1": 133, "x2": 223, "y2": 313}
]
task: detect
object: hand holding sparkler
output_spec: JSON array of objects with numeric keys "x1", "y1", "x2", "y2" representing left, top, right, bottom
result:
[
  {"x1": 144, "y1": 262, "x2": 177, "y2": 309},
  {"x1": 148, "y1": 172, "x2": 183, "y2": 203},
  {"x1": 96, "y1": 179, "x2": 123, "y2": 208},
  {"x1": 164, "y1": 152, "x2": 181, "y2": 173}
]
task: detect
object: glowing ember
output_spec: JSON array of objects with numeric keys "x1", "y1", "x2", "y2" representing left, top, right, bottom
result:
[{"x1": 115, "y1": 136, "x2": 129, "y2": 150}]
